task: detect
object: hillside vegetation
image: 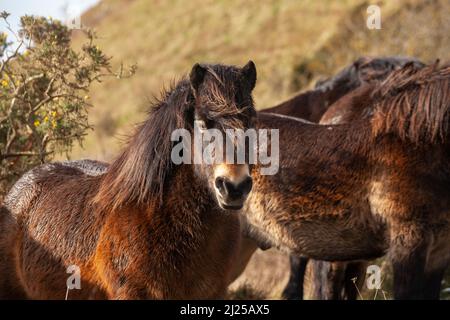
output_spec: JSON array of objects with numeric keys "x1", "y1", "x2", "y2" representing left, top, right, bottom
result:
[{"x1": 69, "y1": 0, "x2": 450, "y2": 159}]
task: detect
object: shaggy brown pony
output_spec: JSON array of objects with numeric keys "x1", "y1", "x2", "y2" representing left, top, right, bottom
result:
[
  {"x1": 291, "y1": 58, "x2": 427, "y2": 300},
  {"x1": 233, "y1": 56, "x2": 423, "y2": 300},
  {"x1": 0, "y1": 62, "x2": 257, "y2": 299},
  {"x1": 242, "y1": 62, "x2": 450, "y2": 300}
]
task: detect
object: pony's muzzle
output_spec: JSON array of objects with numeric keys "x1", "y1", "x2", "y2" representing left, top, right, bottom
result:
[{"x1": 215, "y1": 176, "x2": 252, "y2": 210}]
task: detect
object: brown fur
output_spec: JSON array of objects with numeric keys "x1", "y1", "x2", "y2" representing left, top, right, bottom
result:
[
  {"x1": 230, "y1": 56, "x2": 383, "y2": 288},
  {"x1": 319, "y1": 84, "x2": 375, "y2": 125},
  {"x1": 309, "y1": 61, "x2": 450, "y2": 300},
  {"x1": 261, "y1": 90, "x2": 330, "y2": 123},
  {"x1": 0, "y1": 62, "x2": 257, "y2": 299},
  {"x1": 247, "y1": 57, "x2": 423, "y2": 299},
  {"x1": 310, "y1": 63, "x2": 430, "y2": 300},
  {"x1": 242, "y1": 62, "x2": 450, "y2": 299}
]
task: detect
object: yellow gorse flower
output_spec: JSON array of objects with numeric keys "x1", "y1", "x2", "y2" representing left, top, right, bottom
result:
[
  {"x1": 1, "y1": 79, "x2": 8, "y2": 88},
  {"x1": 34, "y1": 120, "x2": 41, "y2": 127}
]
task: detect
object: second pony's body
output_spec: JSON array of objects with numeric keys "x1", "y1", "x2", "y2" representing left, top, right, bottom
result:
[{"x1": 243, "y1": 63, "x2": 450, "y2": 299}]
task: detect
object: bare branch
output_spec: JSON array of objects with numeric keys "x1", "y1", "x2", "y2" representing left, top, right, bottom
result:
[
  {"x1": 0, "y1": 151, "x2": 53, "y2": 160},
  {"x1": 0, "y1": 40, "x2": 23, "y2": 74}
]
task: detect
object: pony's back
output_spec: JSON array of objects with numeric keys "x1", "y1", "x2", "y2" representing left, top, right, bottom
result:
[{"x1": 3, "y1": 160, "x2": 106, "y2": 217}]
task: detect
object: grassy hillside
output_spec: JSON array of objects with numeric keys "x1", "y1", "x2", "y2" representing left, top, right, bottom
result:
[
  {"x1": 70, "y1": 0, "x2": 449, "y2": 160},
  {"x1": 291, "y1": 0, "x2": 450, "y2": 90},
  {"x1": 69, "y1": 0, "x2": 363, "y2": 159}
]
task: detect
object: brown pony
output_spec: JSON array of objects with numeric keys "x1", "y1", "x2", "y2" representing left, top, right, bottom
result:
[
  {"x1": 287, "y1": 58, "x2": 426, "y2": 300},
  {"x1": 300, "y1": 84, "x2": 394, "y2": 300},
  {"x1": 233, "y1": 56, "x2": 423, "y2": 299},
  {"x1": 242, "y1": 62, "x2": 450, "y2": 299},
  {"x1": 0, "y1": 62, "x2": 257, "y2": 299}
]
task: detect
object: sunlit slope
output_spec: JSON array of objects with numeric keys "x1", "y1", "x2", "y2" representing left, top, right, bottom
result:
[{"x1": 70, "y1": 0, "x2": 449, "y2": 160}]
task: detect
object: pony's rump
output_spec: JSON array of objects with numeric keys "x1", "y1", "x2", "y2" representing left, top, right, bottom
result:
[{"x1": 371, "y1": 62, "x2": 450, "y2": 144}]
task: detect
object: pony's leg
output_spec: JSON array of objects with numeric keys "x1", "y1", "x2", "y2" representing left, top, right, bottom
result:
[
  {"x1": 281, "y1": 256, "x2": 308, "y2": 300},
  {"x1": 343, "y1": 261, "x2": 367, "y2": 300},
  {"x1": 423, "y1": 265, "x2": 447, "y2": 299},
  {"x1": 304, "y1": 260, "x2": 346, "y2": 299},
  {"x1": 390, "y1": 226, "x2": 429, "y2": 300},
  {"x1": 422, "y1": 228, "x2": 450, "y2": 299}
]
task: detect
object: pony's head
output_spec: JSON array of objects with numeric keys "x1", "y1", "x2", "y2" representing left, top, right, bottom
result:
[
  {"x1": 96, "y1": 61, "x2": 257, "y2": 212},
  {"x1": 188, "y1": 61, "x2": 257, "y2": 210}
]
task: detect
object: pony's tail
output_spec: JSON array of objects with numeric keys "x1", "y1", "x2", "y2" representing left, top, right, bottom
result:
[{"x1": 371, "y1": 61, "x2": 450, "y2": 144}]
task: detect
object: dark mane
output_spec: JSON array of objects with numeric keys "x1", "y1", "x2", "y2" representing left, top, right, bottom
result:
[
  {"x1": 354, "y1": 56, "x2": 424, "y2": 83},
  {"x1": 315, "y1": 56, "x2": 425, "y2": 92},
  {"x1": 371, "y1": 61, "x2": 450, "y2": 144},
  {"x1": 94, "y1": 80, "x2": 190, "y2": 212},
  {"x1": 94, "y1": 64, "x2": 252, "y2": 211}
]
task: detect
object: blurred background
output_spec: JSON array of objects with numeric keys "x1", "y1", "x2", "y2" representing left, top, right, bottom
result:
[
  {"x1": 4, "y1": 0, "x2": 446, "y2": 161},
  {"x1": 3, "y1": 0, "x2": 449, "y2": 159},
  {"x1": 1, "y1": 0, "x2": 449, "y2": 299}
]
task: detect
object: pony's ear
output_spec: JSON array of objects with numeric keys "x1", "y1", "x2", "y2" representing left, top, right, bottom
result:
[
  {"x1": 190, "y1": 63, "x2": 207, "y2": 93},
  {"x1": 242, "y1": 60, "x2": 257, "y2": 91},
  {"x1": 354, "y1": 56, "x2": 371, "y2": 69}
]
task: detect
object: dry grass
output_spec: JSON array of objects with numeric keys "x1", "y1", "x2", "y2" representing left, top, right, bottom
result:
[
  {"x1": 68, "y1": 0, "x2": 450, "y2": 160},
  {"x1": 68, "y1": 0, "x2": 365, "y2": 159},
  {"x1": 292, "y1": 0, "x2": 450, "y2": 91},
  {"x1": 228, "y1": 248, "x2": 290, "y2": 299}
]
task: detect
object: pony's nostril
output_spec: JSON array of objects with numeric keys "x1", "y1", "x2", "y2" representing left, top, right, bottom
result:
[
  {"x1": 238, "y1": 176, "x2": 253, "y2": 194},
  {"x1": 224, "y1": 181, "x2": 236, "y2": 196},
  {"x1": 216, "y1": 176, "x2": 252, "y2": 200},
  {"x1": 215, "y1": 177, "x2": 226, "y2": 192}
]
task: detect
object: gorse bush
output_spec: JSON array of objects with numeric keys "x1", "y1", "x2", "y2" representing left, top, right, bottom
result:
[{"x1": 0, "y1": 11, "x2": 135, "y2": 199}]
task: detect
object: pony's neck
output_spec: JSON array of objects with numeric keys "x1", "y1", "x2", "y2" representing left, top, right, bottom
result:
[
  {"x1": 139, "y1": 164, "x2": 240, "y2": 296},
  {"x1": 149, "y1": 164, "x2": 220, "y2": 229}
]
